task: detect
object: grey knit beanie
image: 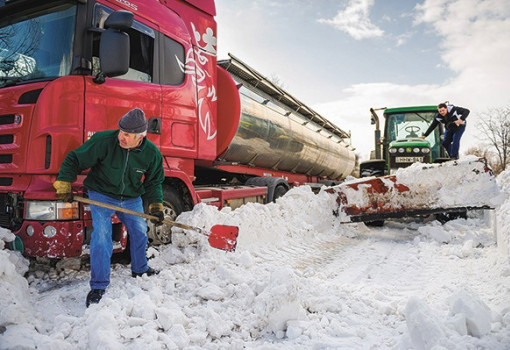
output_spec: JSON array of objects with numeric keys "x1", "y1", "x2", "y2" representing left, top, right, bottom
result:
[{"x1": 118, "y1": 108, "x2": 148, "y2": 133}]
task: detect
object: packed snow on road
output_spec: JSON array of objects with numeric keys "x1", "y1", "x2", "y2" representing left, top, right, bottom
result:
[{"x1": 1, "y1": 158, "x2": 510, "y2": 350}]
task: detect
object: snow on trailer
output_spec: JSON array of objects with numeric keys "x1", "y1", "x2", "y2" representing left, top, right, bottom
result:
[{"x1": 326, "y1": 156, "x2": 504, "y2": 223}]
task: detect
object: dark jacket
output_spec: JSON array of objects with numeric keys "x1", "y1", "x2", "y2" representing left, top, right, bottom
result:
[
  {"x1": 57, "y1": 130, "x2": 164, "y2": 204},
  {"x1": 423, "y1": 105, "x2": 470, "y2": 137}
]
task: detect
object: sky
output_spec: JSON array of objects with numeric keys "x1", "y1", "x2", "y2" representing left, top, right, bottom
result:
[
  {"x1": 215, "y1": 0, "x2": 510, "y2": 160},
  {"x1": 1, "y1": 157, "x2": 510, "y2": 349}
]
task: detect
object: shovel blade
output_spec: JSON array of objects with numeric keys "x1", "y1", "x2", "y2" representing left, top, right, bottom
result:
[{"x1": 208, "y1": 225, "x2": 239, "y2": 252}]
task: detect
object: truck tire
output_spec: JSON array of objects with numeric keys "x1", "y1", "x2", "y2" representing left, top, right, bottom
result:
[
  {"x1": 147, "y1": 185, "x2": 185, "y2": 245},
  {"x1": 162, "y1": 184, "x2": 185, "y2": 219}
]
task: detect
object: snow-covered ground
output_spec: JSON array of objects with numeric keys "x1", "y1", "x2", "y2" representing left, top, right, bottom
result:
[{"x1": 1, "y1": 158, "x2": 510, "y2": 350}]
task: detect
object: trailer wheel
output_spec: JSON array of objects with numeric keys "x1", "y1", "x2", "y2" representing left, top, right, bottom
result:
[
  {"x1": 273, "y1": 184, "x2": 288, "y2": 201},
  {"x1": 246, "y1": 177, "x2": 289, "y2": 203},
  {"x1": 147, "y1": 185, "x2": 185, "y2": 245}
]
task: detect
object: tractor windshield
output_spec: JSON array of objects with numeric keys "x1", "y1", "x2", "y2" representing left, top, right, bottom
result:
[
  {"x1": 385, "y1": 111, "x2": 443, "y2": 160},
  {"x1": 0, "y1": 3, "x2": 77, "y2": 86}
]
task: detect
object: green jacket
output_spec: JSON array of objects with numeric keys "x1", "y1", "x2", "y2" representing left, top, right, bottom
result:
[{"x1": 57, "y1": 130, "x2": 164, "y2": 204}]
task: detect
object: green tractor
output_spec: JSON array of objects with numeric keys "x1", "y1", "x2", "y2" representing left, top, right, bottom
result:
[
  {"x1": 360, "y1": 105, "x2": 450, "y2": 177},
  {"x1": 359, "y1": 106, "x2": 462, "y2": 225}
]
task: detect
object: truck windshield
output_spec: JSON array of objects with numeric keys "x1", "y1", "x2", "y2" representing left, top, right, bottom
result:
[
  {"x1": 386, "y1": 112, "x2": 442, "y2": 158},
  {"x1": 0, "y1": 3, "x2": 76, "y2": 86}
]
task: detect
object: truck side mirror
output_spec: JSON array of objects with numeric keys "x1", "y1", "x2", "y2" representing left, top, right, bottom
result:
[
  {"x1": 370, "y1": 116, "x2": 376, "y2": 125},
  {"x1": 94, "y1": 11, "x2": 133, "y2": 83}
]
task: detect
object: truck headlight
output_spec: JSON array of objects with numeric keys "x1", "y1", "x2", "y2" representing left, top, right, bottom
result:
[
  {"x1": 398, "y1": 148, "x2": 405, "y2": 153},
  {"x1": 25, "y1": 201, "x2": 79, "y2": 220},
  {"x1": 389, "y1": 148, "x2": 397, "y2": 154},
  {"x1": 421, "y1": 148, "x2": 430, "y2": 153}
]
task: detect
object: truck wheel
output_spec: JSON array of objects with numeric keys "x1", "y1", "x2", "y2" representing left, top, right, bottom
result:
[
  {"x1": 147, "y1": 185, "x2": 185, "y2": 245},
  {"x1": 162, "y1": 185, "x2": 185, "y2": 219}
]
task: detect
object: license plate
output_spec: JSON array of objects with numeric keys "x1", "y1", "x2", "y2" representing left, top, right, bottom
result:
[{"x1": 396, "y1": 157, "x2": 423, "y2": 163}]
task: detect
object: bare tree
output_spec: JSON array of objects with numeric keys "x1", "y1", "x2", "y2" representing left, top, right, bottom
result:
[
  {"x1": 464, "y1": 144, "x2": 503, "y2": 174},
  {"x1": 476, "y1": 106, "x2": 510, "y2": 173}
]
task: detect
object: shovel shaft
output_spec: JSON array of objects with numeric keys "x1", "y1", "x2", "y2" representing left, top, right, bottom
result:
[
  {"x1": 73, "y1": 195, "x2": 205, "y2": 234},
  {"x1": 72, "y1": 195, "x2": 239, "y2": 252}
]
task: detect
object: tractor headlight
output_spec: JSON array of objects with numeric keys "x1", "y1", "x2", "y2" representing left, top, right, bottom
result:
[
  {"x1": 389, "y1": 148, "x2": 397, "y2": 154},
  {"x1": 398, "y1": 148, "x2": 405, "y2": 153},
  {"x1": 421, "y1": 148, "x2": 431, "y2": 153},
  {"x1": 25, "y1": 201, "x2": 79, "y2": 220}
]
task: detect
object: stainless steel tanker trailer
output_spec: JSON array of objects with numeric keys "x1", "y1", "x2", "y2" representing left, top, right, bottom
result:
[{"x1": 193, "y1": 54, "x2": 357, "y2": 204}]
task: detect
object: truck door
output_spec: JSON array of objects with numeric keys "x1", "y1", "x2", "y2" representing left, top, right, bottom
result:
[
  {"x1": 159, "y1": 32, "x2": 198, "y2": 160},
  {"x1": 84, "y1": 5, "x2": 161, "y2": 145}
]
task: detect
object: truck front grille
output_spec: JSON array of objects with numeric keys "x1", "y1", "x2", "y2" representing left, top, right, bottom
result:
[
  {"x1": 0, "y1": 115, "x2": 15, "y2": 125},
  {"x1": 0, "y1": 213, "x2": 9, "y2": 228},
  {"x1": 0, "y1": 178, "x2": 13, "y2": 186},
  {"x1": 0, "y1": 135, "x2": 14, "y2": 144},
  {"x1": 0, "y1": 155, "x2": 13, "y2": 163},
  {"x1": 0, "y1": 193, "x2": 9, "y2": 228}
]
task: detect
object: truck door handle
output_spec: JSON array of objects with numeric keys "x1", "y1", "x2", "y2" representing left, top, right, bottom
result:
[{"x1": 147, "y1": 117, "x2": 161, "y2": 134}]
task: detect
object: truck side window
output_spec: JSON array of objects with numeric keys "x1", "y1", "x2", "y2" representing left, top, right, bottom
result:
[
  {"x1": 162, "y1": 36, "x2": 185, "y2": 86},
  {"x1": 117, "y1": 27, "x2": 154, "y2": 83}
]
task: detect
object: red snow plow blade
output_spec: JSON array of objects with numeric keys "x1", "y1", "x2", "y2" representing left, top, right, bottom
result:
[{"x1": 326, "y1": 157, "x2": 502, "y2": 223}]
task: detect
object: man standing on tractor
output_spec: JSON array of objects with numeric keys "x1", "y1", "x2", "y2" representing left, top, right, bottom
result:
[
  {"x1": 420, "y1": 102, "x2": 470, "y2": 159},
  {"x1": 53, "y1": 108, "x2": 166, "y2": 307}
]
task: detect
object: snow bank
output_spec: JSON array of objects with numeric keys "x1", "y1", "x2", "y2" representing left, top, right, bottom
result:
[
  {"x1": 0, "y1": 228, "x2": 35, "y2": 348},
  {"x1": 396, "y1": 156, "x2": 504, "y2": 209},
  {"x1": 0, "y1": 161, "x2": 509, "y2": 349},
  {"x1": 496, "y1": 169, "x2": 510, "y2": 256}
]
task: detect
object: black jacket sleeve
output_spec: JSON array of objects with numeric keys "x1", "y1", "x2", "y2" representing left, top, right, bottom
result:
[
  {"x1": 452, "y1": 106, "x2": 470, "y2": 121},
  {"x1": 423, "y1": 116, "x2": 440, "y2": 137}
]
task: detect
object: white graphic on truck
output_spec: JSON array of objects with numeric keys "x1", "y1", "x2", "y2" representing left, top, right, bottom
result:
[{"x1": 177, "y1": 23, "x2": 217, "y2": 141}]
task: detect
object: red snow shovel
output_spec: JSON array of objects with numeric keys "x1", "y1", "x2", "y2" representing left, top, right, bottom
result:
[{"x1": 73, "y1": 196, "x2": 239, "y2": 252}]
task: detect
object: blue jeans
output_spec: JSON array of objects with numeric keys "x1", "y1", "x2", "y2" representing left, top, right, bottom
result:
[
  {"x1": 88, "y1": 191, "x2": 149, "y2": 290},
  {"x1": 442, "y1": 123, "x2": 466, "y2": 159}
]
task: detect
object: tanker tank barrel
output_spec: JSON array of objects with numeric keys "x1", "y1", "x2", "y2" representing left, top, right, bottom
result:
[{"x1": 217, "y1": 54, "x2": 356, "y2": 180}]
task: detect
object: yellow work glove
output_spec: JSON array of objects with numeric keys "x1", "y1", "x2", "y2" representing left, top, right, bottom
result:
[
  {"x1": 53, "y1": 180, "x2": 73, "y2": 202},
  {"x1": 148, "y1": 202, "x2": 165, "y2": 225}
]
